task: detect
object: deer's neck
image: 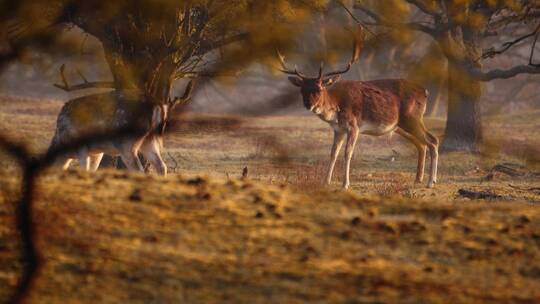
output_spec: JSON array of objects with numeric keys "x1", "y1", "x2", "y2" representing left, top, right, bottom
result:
[
  {"x1": 151, "y1": 104, "x2": 169, "y2": 136},
  {"x1": 313, "y1": 89, "x2": 339, "y2": 123}
]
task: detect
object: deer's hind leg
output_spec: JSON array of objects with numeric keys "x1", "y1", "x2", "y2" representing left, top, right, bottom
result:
[
  {"x1": 62, "y1": 158, "x2": 73, "y2": 170},
  {"x1": 119, "y1": 140, "x2": 145, "y2": 173},
  {"x1": 420, "y1": 121, "x2": 439, "y2": 186},
  {"x1": 89, "y1": 153, "x2": 104, "y2": 172},
  {"x1": 343, "y1": 127, "x2": 359, "y2": 190},
  {"x1": 396, "y1": 128, "x2": 426, "y2": 183},
  {"x1": 399, "y1": 119, "x2": 438, "y2": 188}
]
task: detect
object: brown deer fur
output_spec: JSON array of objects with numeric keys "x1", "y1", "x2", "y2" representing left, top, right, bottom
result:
[{"x1": 287, "y1": 76, "x2": 439, "y2": 189}]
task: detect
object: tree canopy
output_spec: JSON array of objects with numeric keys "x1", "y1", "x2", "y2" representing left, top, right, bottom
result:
[{"x1": 3, "y1": 0, "x2": 333, "y2": 103}]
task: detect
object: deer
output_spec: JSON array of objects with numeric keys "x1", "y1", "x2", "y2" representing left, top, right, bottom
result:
[
  {"x1": 48, "y1": 73, "x2": 194, "y2": 176},
  {"x1": 278, "y1": 40, "x2": 439, "y2": 189}
]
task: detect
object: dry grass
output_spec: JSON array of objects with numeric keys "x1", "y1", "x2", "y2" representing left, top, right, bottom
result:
[{"x1": 1, "y1": 171, "x2": 540, "y2": 303}]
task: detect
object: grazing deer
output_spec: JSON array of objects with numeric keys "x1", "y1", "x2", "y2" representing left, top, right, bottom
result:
[
  {"x1": 278, "y1": 42, "x2": 439, "y2": 189},
  {"x1": 48, "y1": 80, "x2": 194, "y2": 176}
]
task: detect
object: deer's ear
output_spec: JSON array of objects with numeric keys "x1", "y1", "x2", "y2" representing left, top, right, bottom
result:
[
  {"x1": 322, "y1": 76, "x2": 341, "y2": 87},
  {"x1": 288, "y1": 77, "x2": 303, "y2": 87}
]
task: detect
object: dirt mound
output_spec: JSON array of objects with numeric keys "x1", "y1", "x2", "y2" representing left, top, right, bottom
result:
[{"x1": 1, "y1": 170, "x2": 539, "y2": 303}]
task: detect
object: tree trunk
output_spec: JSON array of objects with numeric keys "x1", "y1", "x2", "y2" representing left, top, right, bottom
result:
[
  {"x1": 439, "y1": 22, "x2": 484, "y2": 152},
  {"x1": 441, "y1": 61, "x2": 482, "y2": 152}
]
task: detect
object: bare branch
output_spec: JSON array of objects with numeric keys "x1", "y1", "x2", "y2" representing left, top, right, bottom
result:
[
  {"x1": 76, "y1": 68, "x2": 89, "y2": 83},
  {"x1": 404, "y1": 0, "x2": 441, "y2": 16},
  {"x1": 353, "y1": 3, "x2": 440, "y2": 37},
  {"x1": 529, "y1": 27, "x2": 540, "y2": 67},
  {"x1": 196, "y1": 32, "x2": 250, "y2": 55},
  {"x1": 481, "y1": 23, "x2": 540, "y2": 60},
  {"x1": 335, "y1": 0, "x2": 377, "y2": 37},
  {"x1": 473, "y1": 64, "x2": 540, "y2": 81}
]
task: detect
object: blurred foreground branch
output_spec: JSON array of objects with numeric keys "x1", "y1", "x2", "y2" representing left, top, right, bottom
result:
[{"x1": 0, "y1": 124, "x2": 149, "y2": 303}]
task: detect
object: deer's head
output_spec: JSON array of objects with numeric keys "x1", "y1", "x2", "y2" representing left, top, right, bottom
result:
[
  {"x1": 168, "y1": 79, "x2": 196, "y2": 110},
  {"x1": 151, "y1": 79, "x2": 196, "y2": 135},
  {"x1": 278, "y1": 39, "x2": 361, "y2": 113}
]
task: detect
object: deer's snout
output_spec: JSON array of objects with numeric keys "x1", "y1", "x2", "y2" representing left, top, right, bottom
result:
[{"x1": 302, "y1": 92, "x2": 321, "y2": 112}]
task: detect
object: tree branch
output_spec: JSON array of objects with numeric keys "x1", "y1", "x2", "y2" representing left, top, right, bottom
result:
[
  {"x1": 473, "y1": 64, "x2": 540, "y2": 81},
  {"x1": 481, "y1": 23, "x2": 540, "y2": 60},
  {"x1": 197, "y1": 32, "x2": 250, "y2": 55},
  {"x1": 529, "y1": 26, "x2": 540, "y2": 67},
  {"x1": 335, "y1": 0, "x2": 377, "y2": 37},
  {"x1": 353, "y1": 3, "x2": 439, "y2": 37},
  {"x1": 404, "y1": 0, "x2": 441, "y2": 17}
]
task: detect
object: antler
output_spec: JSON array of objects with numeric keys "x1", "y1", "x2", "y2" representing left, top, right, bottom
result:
[
  {"x1": 170, "y1": 79, "x2": 196, "y2": 107},
  {"x1": 276, "y1": 49, "x2": 307, "y2": 79},
  {"x1": 54, "y1": 64, "x2": 115, "y2": 92},
  {"x1": 322, "y1": 36, "x2": 362, "y2": 79}
]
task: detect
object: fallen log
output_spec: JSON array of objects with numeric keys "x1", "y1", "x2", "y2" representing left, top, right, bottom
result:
[{"x1": 458, "y1": 189, "x2": 505, "y2": 200}]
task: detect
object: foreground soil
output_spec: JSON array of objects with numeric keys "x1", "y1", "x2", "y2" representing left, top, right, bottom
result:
[{"x1": 1, "y1": 170, "x2": 539, "y2": 303}]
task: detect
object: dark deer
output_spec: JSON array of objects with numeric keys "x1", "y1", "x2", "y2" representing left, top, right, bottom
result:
[
  {"x1": 279, "y1": 41, "x2": 439, "y2": 189},
  {"x1": 49, "y1": 71, "x2": 195, "y2": 176}
]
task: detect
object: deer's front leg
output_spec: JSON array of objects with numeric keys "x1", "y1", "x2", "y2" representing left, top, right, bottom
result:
[
  {"x1": 119, "y1": 140, "x2": 145, "y2": 172},
  {"x1": 326, "y1": 129, "x2": 346, "y2": 185},
  {"x1": 343, "y1": 127, "x2": 359, "y2": 190}
]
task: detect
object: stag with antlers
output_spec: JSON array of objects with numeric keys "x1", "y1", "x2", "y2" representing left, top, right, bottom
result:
[
  {"x1": 49, "y1": 65, "x2": 195, "y2": 175},
  {"x1": 279, "y1": 39, "x2": 439, "y2": 189}
]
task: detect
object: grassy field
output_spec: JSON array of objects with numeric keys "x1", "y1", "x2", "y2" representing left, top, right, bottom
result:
[{"x1": 1, "y1": 95, "x2": 540, "y2": 303}]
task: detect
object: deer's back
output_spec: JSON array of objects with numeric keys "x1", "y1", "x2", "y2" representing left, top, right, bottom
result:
[
  {"x1": 365, "y1": 79, "x2": 428, "y2": 118},
  {"x1": 51, "y1": 93, "x2": 154, "y2": 153},
  {"x1": 331, "y1": 81, "x2": 401, "y2": 127},
  {"x1": 57, "y1": 93, "x2": 118, "y2": 133},
  {"x1": 56, "y1": 93, "x2": 152, "y2": 133}
]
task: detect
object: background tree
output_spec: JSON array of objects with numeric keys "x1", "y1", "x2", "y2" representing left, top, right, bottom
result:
[
  {"x1": 6, "y1": 0, "x2": 330, "y2": 104},
  {"x1": 353, "y1": 0, "x2": 540, "y2": 152}
]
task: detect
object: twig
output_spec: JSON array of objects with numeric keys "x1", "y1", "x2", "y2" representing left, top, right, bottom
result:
[
  {"x1": 481, "y1": 23, "x2": 540, "y2": 60},
  {"x1": 167, "y1": 152, "x2": 179, "y2": 173},
  {"x1": 529, "y1": 24, "x2": 540, "y2": 67},
  {"x1": 335, "y1": 1, "x2": 377, "y2": 37}
]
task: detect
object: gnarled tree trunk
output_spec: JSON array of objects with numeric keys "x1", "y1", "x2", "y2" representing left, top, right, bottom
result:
[{"x1": 440, "y1": 25, "x2": 483, "y2": 152}]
